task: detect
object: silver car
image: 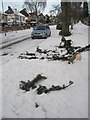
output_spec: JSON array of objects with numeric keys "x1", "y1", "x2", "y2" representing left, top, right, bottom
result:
[{"x1": 31, "y1": 24, "x2": 51, "y2": 39}]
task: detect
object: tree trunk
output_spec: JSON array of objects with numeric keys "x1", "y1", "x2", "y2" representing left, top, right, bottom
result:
[
  {"x1": 35, "y1": 4, "x2": 38, "y2": 24},
  {"x1": 59, "y1": 2, "x2": 71, "y2": 36}
]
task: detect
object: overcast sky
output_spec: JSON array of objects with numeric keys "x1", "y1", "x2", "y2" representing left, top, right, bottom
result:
[
  {"x1": 1, "y1": 0, "x2": 90, "y2": 14},
  {"x1": 1, "y1": 0, "x2": 60, "y2": 15}
]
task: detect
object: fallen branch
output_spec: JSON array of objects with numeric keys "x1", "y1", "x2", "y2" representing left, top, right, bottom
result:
[
  {"x1": 19, "y1": 74, "x2": 47, "y2": 91},
  {"x1": 36, "y1": 81, "x2": 74, "y2": 95},
  {"x1": 76, "y1": 44, "x2": 90, "y2": 53}
]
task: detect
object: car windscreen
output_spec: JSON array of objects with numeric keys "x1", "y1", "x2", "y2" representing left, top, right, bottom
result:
[{"x1": 34, "y1": 26, "x2": 46, "y2": 30}]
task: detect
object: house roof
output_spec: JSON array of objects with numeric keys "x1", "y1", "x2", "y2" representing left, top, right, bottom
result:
[
  {"x1": 29, "y1": 12, "x2": 36, "y2": 16},
  {"x1": 5, "y1": 6, "x2": 14, "y2": 14},
  {"x1": 20, "y1": 8, "x2": 29, "y2": 17},
  {"x1": 18, "y1": 13, "x2": 25, "y2": 17}
]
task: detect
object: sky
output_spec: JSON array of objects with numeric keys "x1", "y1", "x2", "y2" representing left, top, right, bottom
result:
[
  {"x1": 0, "y1": 0, "x2": 90, "y2": 14},
  {"x1": 1, "y1": 0, "x2": 60, "y2": 15}
]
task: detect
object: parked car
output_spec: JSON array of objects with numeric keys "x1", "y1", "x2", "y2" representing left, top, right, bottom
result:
[
  {"x1": 31, "y1": 24, "x2": 51, "y2": 39},
  {"x1": 56, "y1": 22, "x2": 62, "y2": 30}
]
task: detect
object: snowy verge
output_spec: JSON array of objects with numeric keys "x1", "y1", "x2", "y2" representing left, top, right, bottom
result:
[{"x1": 0, "y1": 36, "x2": 31, "y2": 49}]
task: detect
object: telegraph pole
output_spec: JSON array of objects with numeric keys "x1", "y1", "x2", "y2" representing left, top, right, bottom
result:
[{"x1": 2, "y1": 0, "x2": 6, "y2": 36}]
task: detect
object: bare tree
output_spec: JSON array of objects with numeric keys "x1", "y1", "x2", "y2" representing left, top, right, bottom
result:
[
  {"x1": 23, "y1": 0, "x2": 47, "y2": 23},
  {"x1": 49, "y1": 4, "x2": 61, "y2": 16}
]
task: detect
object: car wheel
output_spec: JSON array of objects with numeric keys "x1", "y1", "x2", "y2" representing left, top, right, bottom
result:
[
  {"x1": 44, "y1": 34, "x2": 47, "y2": 39},
  {"x1": 49, "y1": 32, "x2": 51, "y2": 37}
]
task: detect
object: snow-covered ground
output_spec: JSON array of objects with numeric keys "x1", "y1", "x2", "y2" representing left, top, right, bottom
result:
[
  {"x1": 0, "y1": 51, "x2": 2, "y2": 120},
  {"x1": 0, "y1": 29, "x2": 31, "y2": 49},
  {"x1": 0, "y1": 29, "x2": 31, "y2": 44},
  {"x1": 0, "y1": 22, "x2": 88, "y2": 118}
]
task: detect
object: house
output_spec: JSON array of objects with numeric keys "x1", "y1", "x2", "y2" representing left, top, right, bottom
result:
[
  {"x1": 0, "y1": 12, "x2": 8, "y2": 33},
  {"x1": 20, "y1": 8, "x2": 32, "y2": 27},
  {"x1": 38, "y1": 13, "x2": 45, "y2": 23},
  {"x1": 28, "y1": 12, "x2": 37, "y2": 26},
  {"x1": 20, "y1": 8, "x2": 29, "y2": 17},
  {"x1": 0, "y1": 6, "x2": 27, "y2": 32},
  {"x1": 49, "y1": 15, "x2": 57, "y2": 25},
  {"x1": 5, "y1": 6, "x2": 26, "y2": 26},
  {"x1": 0, "y1": 12, "x2": 8, "y2": 26}
]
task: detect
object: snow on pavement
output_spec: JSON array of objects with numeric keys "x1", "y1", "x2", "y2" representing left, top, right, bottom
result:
[
  {"x1": 0, "y1": 50, "x2": 2, "y2": 119},
  {"x1": 1, "y1": 22, "x2": 88, "y2": 118},
  {"x1": 0, "y1": 29, "x2": 32, "y2": 49}
]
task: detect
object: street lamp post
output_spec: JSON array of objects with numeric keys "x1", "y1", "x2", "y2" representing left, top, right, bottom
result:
[
  {"x1": 14, "y1": 9, "x2": 17, "y2": 33},
  {"x1": 2, "y1": 0, "x2": 6, "y2": 36}
]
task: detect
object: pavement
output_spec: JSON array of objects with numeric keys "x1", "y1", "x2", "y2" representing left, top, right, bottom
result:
[{"x1": 0, "y1": 29, "x2": 32, "y2": 49}]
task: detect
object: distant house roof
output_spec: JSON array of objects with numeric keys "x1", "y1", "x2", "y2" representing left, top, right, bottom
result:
[
  {"x1": 18, "y1": 13, "x2": 25, "y2": 17},
  {"x1": 29, "y1": 12, "x2": 36, "y2": 16},
  {"x1": 39, "y1": 13, "x2": 44, "y2": 16},
  {"x1": 20, "y1": 8, "x2": 29, "y2": 17},
  {"x1": 5, "y1": 6, "x2": 14, "y2": 14}
]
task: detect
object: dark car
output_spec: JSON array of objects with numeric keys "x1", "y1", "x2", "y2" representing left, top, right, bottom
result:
[
  {"x1": 56, "y1": 22, "x2": 62, "y2": 30},
  {"x1": 31, "y1": 24, "x2": 51, "y2": 39}
]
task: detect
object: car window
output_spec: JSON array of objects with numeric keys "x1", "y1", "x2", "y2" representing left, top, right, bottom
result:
[{"x1": 35, "y1": 26, "x2": 46, "y2": 30}]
